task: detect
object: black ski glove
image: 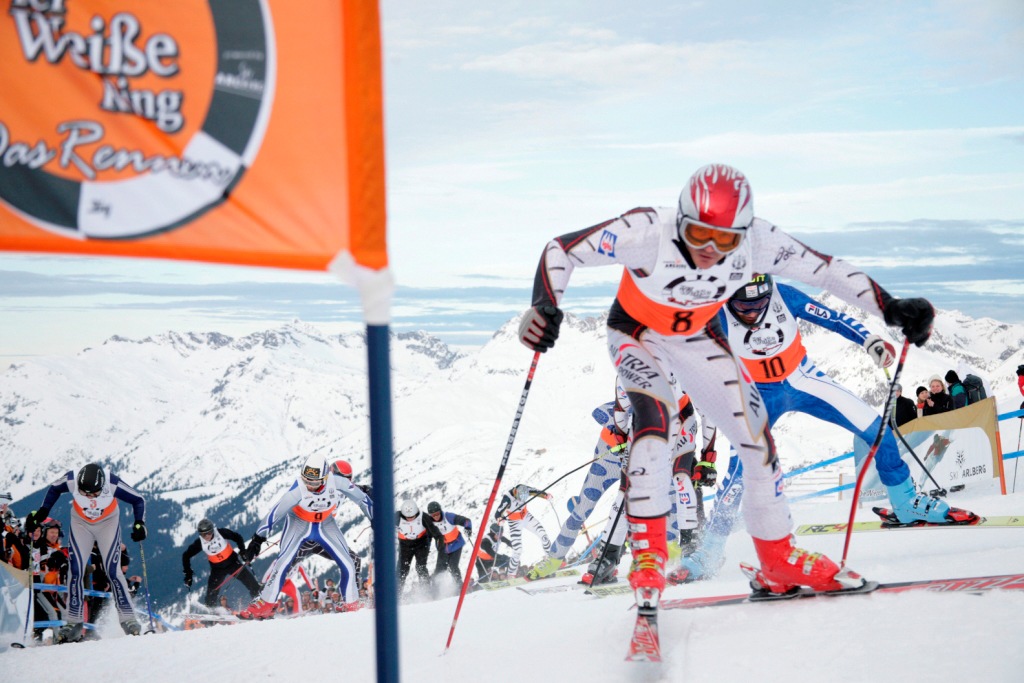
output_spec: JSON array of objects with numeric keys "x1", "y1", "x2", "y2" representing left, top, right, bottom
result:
[
  {"x1": 246, "y1": 533, "x2": 266, "y2": 560},
  {"x1": 25, "y1": 507, "x2": 50, "y2": 533},
  {"x1": 130, "y1": 521, "x2": 147, "y2": 542},
  {"x1": 183, "y1": 570, "x2": 193, "y2": 587},
  {"x1": 883, "y1": 297, "x2": 934, "y2": 347},
  {"x1": 518, "y1": 305, "x2": 564, "y2": 353}
]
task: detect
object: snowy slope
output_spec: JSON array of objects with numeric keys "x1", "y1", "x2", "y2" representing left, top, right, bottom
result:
[
  {"x1": 4, "y1": 483, "x2": 1024, "y2": 682},
  {"x1": 3, "y1": 304, "x2": 1024, "y2": 606}
]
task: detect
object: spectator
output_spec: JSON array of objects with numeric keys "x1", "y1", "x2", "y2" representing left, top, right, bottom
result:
[
  {"x1": 1, "y1": 507, "x2": 29, "y2": 569},
  {"x1": 892, "y1": 383, "x2": 918, "y2": 427},
  {"x1": 922, "y1": 375, "x2": 953, "y2": 416},
  {"x1": 944, "y1": 370, "x2": 967, "y2": 409},
  {"x1": 915, "y1": 386, "x2": 929, "y2": 419},
  {"x1": 1017, "y1": 364, "x2": 1024, "y2": 409}
]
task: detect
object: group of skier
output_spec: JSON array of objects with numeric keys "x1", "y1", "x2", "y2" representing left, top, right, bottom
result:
[{"x1": 517, "y1": 163, "x2": 979, "y2": 628}]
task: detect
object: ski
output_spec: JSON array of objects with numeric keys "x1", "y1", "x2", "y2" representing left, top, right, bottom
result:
[
  {"x1": 472, "y1": 567, "x2": 579, "y2": 592},
  {"x1": 660, "y1": 572, "x2": 1024, "y2": 610},
  {"x1": 517, "y1": 580, "x2": 630, "y2": 597},
  {"x1": 179, "y1": 612, "x2": 242, "y2": 623},
  {"x1": 586, "y1": 582, "x2": 632, "y2": 598},
  {"x1": 795, "y1": 514, "x2": 1022, "y2": 536},
  {"x1": 625, "y1": 607, "x2": 661, "y2": 662}
]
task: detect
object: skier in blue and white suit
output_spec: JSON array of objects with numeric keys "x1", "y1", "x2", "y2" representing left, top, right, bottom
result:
[
  {"x1": 239, "y1": 454, "x2": 372, "y2": 619},
  {"x1": 676, "y1": 274, "x2": 976, "y2": 582},
  {"x1": 26, "y1": 463, "x2": 146, "y2": 642},
  {"x1": 530, "y1": 380, "x2": 714, "y2": 581}
]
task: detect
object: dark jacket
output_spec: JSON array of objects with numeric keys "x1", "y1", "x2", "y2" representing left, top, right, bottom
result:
[
  {"x1": 894, "y1": 395, "x2": 918, "y2": 427},
  {"x1": 923, "y1": 390, "x2": 953, "y2": 416}
]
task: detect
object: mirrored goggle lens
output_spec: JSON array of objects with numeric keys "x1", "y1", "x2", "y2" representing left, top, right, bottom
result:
[
  {"x1": 683, "y1": 222, "x2": 743, "y2": 252},
  {"x1": 730, "y1": 298, "x2": 769, "y2": 314}
]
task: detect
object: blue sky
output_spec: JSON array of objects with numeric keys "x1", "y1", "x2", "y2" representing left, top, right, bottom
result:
[{"x1": 2, "y1": 1, "x2": 1023, "y2": 357}]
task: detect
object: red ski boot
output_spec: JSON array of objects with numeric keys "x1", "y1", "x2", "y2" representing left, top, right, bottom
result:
[
  {"x1": 745, "y1": 536, "x2": 867, "y2": 596},
  {"x1": 238, "y1": 598, "x2": 278, "y2": 620},
  {"x1": 627, "y1": 515, "x2": 667, "y2": 610}
]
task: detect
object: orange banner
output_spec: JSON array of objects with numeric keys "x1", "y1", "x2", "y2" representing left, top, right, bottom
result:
[{"x1": 0, "y1": 0, "x2": 386, "y2": 272}]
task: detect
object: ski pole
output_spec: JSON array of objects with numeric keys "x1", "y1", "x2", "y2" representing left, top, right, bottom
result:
[
  {"x1": 138, "y1": 541, "x2": 157, "y2": 634},
  {"x1": 545, "y1": 497, "x2": 562, "y2": 533},
  {"x1": 588, "y1": 493, "x2": 626, "y2": 584},
  {"x1": 445, "y1": 351, "x2": 542, "y2": 653},
  {"x1": 840, "y1": 338, "x2": 910, "y2": 567},
  {"x1": 891, "y1": 418, "x2": 946, "y2": 496},
  {"x1": 1014, "y1": 418, "x2": 1022, "y2": 494}
]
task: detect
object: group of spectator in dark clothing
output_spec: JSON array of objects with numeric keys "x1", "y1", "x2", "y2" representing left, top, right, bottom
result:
[{"x1": 893, "y1": 370, "x2": 991, "y2": 427}]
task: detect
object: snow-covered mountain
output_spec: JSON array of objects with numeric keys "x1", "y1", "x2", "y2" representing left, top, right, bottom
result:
[{"x1": 3, "y1": 305, "x2": 1023, "y2": 606}]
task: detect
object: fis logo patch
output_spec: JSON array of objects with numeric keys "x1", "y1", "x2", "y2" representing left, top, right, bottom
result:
[
  {"x1": 775, "y1": 477, "x2": 785, "y2": 497},
  {"x1": 598, "y1": 230, "x2": 618, "y2": 256}
]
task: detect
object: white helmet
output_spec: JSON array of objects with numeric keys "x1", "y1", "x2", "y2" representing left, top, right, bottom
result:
[
  {"x1": 300, "y1": 454, "x2": 329, "y2": 489},
  {"x1": 676, "y1": 164, "x2": 753, "y2": 232},
  {"x1": 399, "y1": 500, "x2": 419, "y2": 518}
]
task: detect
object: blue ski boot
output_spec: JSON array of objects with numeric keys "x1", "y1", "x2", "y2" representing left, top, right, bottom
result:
[
  {"x1": 667, "y1": 530, "x2": 727, "y2": 584},
  {"x1": 883, "y1": 477, "x2": 975, "y2": 525}
]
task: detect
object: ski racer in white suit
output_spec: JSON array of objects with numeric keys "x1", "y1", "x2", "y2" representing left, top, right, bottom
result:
[
  {"x1": 494, "y1": 484, "x2": 553, "y2": 577},
  {"x1": 673, "y1": 275, "x2": 978, "y2": 583},
  {"x1": 239, "y1": 455, "x2": 372, "y2": 619},
  {"x1": 519, "y1": 163, "x2": 937, "y2": 608},
  {"x1": 27, "y1": 463, "x2": 146, "y2": 642}
]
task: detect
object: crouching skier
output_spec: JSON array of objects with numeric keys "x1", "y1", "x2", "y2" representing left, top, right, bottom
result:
[
  {"x1": 26, "y1": 463, "x2": 147, "y2": 642},
  {"x1": 239, "y1": 454, "x2": 372, "y2": 619}
]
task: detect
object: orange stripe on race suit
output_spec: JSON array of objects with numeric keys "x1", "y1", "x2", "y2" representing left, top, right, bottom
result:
[
  {"x1": 443, "y1": 527, "x2": 461, "y2": 543},
  {"x1": 398, "y1": 530, "x2": 426, "y2": 540},
  {"x1": 616, "y1": 272, "x2": 725, "y2": 336},
  {"x1": 73, "y1": 500, "x2": 119, "y2": 523},
  {"x1": 207, "y1": 546, "x2": 233, "y2": 564},
  {"x1": 740, "y1": 336, "x2": 807, "y2": 383},
  {"x1": 506, "y1": 508, "x2": 527, "y2": 521},
  {"x1": 292, "y1": 504, "x2": 337, "y2": 523}
]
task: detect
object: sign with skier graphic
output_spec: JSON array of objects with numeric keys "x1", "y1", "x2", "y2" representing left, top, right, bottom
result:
[
  {"x1": 0, "y1": 0, "x2": 387, "y2": 275},
  {"x1": 853, "y1": 397, "x2": 1002, "y2": 500}
]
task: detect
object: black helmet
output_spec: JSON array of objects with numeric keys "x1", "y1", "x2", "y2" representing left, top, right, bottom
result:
[
  {"x1": 727, "y1": 274, "x2": 774, "y2": 328},
  {"x1": 197, "y1": 519, "x2": 215, "y2": 535},
  {"x1": 41, "y1": 518, "x2": 63, "y2": 537},
  {"x1": 77, "y1": 463, "x2": 105, "y2": 496},
  {"x1": 427, "y1": 501, "x2": 442, "y2": 515}
]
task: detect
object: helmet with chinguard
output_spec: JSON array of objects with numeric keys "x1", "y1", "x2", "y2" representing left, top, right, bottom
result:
[
  {"x1": 197, "y1": 518, "x2": 215, "y2": 535},
  {"x1": 727, "y1": 274, "x2": 774, "y2": 327},
  {"x1": 677, "y1": 164, "x2": 753, "y2": 255},
  {"x1": 399, "y1": 500, "x2": 419, "y2": 519},
  {"x1": 300, "y1": 454, "x2": 329, "y2": 490},
  {"x1": 77, "y1": 463, "x2": 105, "y2": 496}
]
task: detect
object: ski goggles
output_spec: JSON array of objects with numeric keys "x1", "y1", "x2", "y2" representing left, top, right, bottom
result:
[
  {"x1": 728, "y1": 297, "x2": 770, "y2": 316},
  {"x1": 679, "y1": 219, "x2": 745, "y2": 254}
]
